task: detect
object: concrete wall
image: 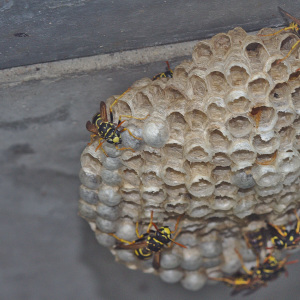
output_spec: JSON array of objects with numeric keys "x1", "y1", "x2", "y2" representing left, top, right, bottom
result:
[{"x1": 1, "y1": 0, "x2": 299, "y2": 69}]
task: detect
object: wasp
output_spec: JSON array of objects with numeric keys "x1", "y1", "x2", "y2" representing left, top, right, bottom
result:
[
  {"x1": 208, "y1": 248, "x2": 297, "y2": 295},
  {"x1": 86, "y1": 89, "x2": 148, "y2": 156},
  {"x1": 109, "y1": 211, "x2": 187, "y2": 269},
  {"x1": 244, "y1": 228, "x2": 267, "y2": 256},
  {"x1": 266, "y1": 209, "x2": 300, "y2": 250},
  {"x1": 152, "y1": 61, "x2": 173, "y2": 80},
  {"x1": 258, "y1": 7, "x2": 300, "y2": 64}
]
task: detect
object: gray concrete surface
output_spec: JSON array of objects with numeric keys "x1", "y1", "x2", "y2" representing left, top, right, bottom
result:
[
  {"x1": 1, "y1": 0, "x2": 299, "y2": 69},
  {"x1": 1, "y1": 48, "x2": 300, "y2": 299}
]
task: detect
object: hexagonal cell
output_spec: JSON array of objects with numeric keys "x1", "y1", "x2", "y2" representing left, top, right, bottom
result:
[
  {"x1": 212, "y1": 166, "x2": 232, "y2": 184},
  {"x1": 184, "y1": 142, "x2": 209, "y2": 163},
  {"x1": 252, "y1": 135, "x2": 279, "y2": 154},
  {"x1": 227, "y1": 96, "x2": 251, "y2": 114},
  {"x1": 164, "y1": 87, "x2": 186, "y2": 103},
  {"x1": 269, "y1": 83, "x2": 291, "y2": 107},
  {"x1": 211, "y1": 33, "x2": 231, "y2": 57},
  {"x1": 184, "y1": 109, "x2": 208, "y2": 130},
  {"x1": 249, "y1": 106, "x2": 276, "y2": 130},
  {"x1": 214, "y1": 182, "x2": 237, "y2": 197},
  {"x1": 174, "y1": 66, "x2": 189, "y2": 85},
  {"x1": 81, "y1": 153, "x2": 102, "y2": 174},
  {"x1": 192, "y1": 42, "x2": 213, "y2": 64},
  {"x1": 288, "y1": 70, "x2": 300, "y2": 82},
  {"x1": 227, "y1": 27, "x2": 247, "y2": 46},
  {"x1": 162, "y1": 164, "x2": 186, "y2": 186},
  {"x1": 132, "y1": 92, "x2": 153, "y2": 117},
  {"x1": 109, "y1": 98, "x2": 132, "y2": 120},
  {"x1": 278, "y1": 153, "x2": 300, "y2": 174},
  {"x1": 227, "y1": 66, "x2": 249, "y2": 87},
  {"x1": 141, "y1": 171, "x2": 163, "y2": 187},
  {"x1": 164, "y1": 196, "x2": 189, "y2": 214},
  {"x1": 209, "y1": 129, "x2": 231, "y2": 152},
  {"x1": 207, "y1": 102, "x2": 227, "y2": 122},
  {"x1": 120, "y1": 190, "x2": 141, "y2": 204},
  {"x1": 230, "y1": 149, "x2": 256, "y2": 166},
  {"x1": 257, "y1": 170, "x2": 282, "y2": 188},
  {"x1": 275, "y1": 112, "x2": 295, "y2": 132},
  {"x1": 142, "y1": 189, "x2": 166, "y2": 204},
  {"x1": 244, "y1": 42, "x2": 269, "y2": 65},
  {"x1": 162, "y1": 143, "x2": 183, "y2": 159},
  {"x1": 165, "y1": 184, "x2": 187, "y2": 198},
  {"x1": 122, "y1": 168, "x2": 140, "y2": 187},
  {"x1": 227, "y1": 116, "x2": 252, "y2": 138},
  {"x1": 280, "y1": 34, "x2": 299, "y2": 60},
  {"x1": 167, "y1": 112, "x2": 188, "y2": 143},
  {"x1": 255, "y1": 151, "x2": 277, "y2": 166},
  {"x1": 291, "y1": 87, "x2": 300, "y2": 112},
  {"x1": 268, "y1": 60, "x2": 289, "y2": 82},
  {"x1": 122, "y1": 154, "x2": 144, "y2": 170},
  {"x1": 206, "y1": 71, "x2": 230, "y2": 94},
  {"x1": 142, "y1": 150, "x2": 161, "y2": 164},
  {"x1": 212, "y1": 152, "x2": 232, "y2": 167},
  {"x1": 187, "y1": 178, "x2": 214, "y2": 198},
  {"x1": 189, "y1": 75, "x2": 208, "y2": 98},
  {"x1": 248, "y1": 77, "x2": 270, "y2": 99}
]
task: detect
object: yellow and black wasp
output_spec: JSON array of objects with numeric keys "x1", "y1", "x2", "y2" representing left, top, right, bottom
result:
[
  {"x1": 258, "y1": 7, "x2": 300, "y2": 64},
  {"x1": 208, "y1": 248, "x2": 298, "y2": 296},
  {"x1": 266, "y1": 209, "x2": 300, "y2": 250},
  {"x1": 244, "y1": 227, "x2": 267, "y2": 256},
  {"x1": 109, "y1": 211, "x2": 187, "y2": 269},
  {"x1": 152, "y1": 61, "x2": 173, "y2": 81},
  {"x1": 86, "y1": 89, "x2": 148, "y2": 156}
]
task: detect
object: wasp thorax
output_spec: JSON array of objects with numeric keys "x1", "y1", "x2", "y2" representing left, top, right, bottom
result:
[
  {"x1": 156, "y1": 226, "x2": 172, "y2": 243},
  {"x1": 107, "y1": 131, "x2": 122, "y2": 145}
]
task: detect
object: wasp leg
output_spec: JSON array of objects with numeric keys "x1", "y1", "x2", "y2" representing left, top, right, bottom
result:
[
  {"x1": 234, "y1": 248, "x2": 253, "y2": 275},
  {"x1": 119, "y1": 127, "x2": 143, "y2": 140},
  {"x1": 95, "y1": 139, "x2": 108, "y2": 156},
  {"x1": 269, "y1": 223, "x2": 288, "y2": 237},
  {"x1": 294, "y1": 209, "x2": 300, "y2": 234},
  {"x1": 277, "y1": 40, "x2": 300, "y2": 64},
  {"x1": 115, "y1": 145, "x2": 136, "y2": 152},
  {"x1": 109, "y1": 88, "x2": 131, "y2": 117},
  {"x1": 171, "y1": 214, "x2": 184, "y2": 234},
  {"x1": 258, "y1": 23, "x2": 298, "y2": 37},
  {"x1": 109, "y1": 233, "x2": 135, "y2": 245},
  {"x1": 208, "y1": 276, "x2": 251, "y2": 286},
  {"x1": 146, "y1": 211, "x2": 154, "y2": 233}
]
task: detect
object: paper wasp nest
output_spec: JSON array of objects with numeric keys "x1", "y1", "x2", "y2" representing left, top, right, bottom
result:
[{"x1": 79, "y1": 27, "x2": 300, "y2": 290}]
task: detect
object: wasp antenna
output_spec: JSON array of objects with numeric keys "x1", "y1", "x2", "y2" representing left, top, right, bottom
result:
[
  {"x1": 152, "y1": 222, "x2": 159, "y2": 231},
  {"x1": 170, "y1": 239, "x2": 187, "y2": 248},
  {"x1": 285, "y1": 259, "x2": 299, "y2": 266}
]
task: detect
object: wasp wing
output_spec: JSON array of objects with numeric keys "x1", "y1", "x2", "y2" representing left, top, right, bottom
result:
[
  {"x1": 100, "y1": 101, "x2": 108, "y2": 122},
  {"x1": 278, "y1": 7, "x2": 300, "y2": 26},
  {"x1": 114, "y1": 240, "x2": 148, "y2": 250},
  {"x1": 152, "y1": 251, "x2": 161, "y2": 270},
  {"x1": 86, "y1": 121, "x2": 98, "y2": 134}
]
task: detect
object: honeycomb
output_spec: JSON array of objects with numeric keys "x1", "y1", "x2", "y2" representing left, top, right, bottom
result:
[{"x1": 79, "y1": 27, "x2": 300, "y2": 291}]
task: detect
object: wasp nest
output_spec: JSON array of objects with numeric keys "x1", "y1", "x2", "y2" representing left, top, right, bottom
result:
[{"x1": 79, "y1": 27, "x2": 300, "y2": 291}]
